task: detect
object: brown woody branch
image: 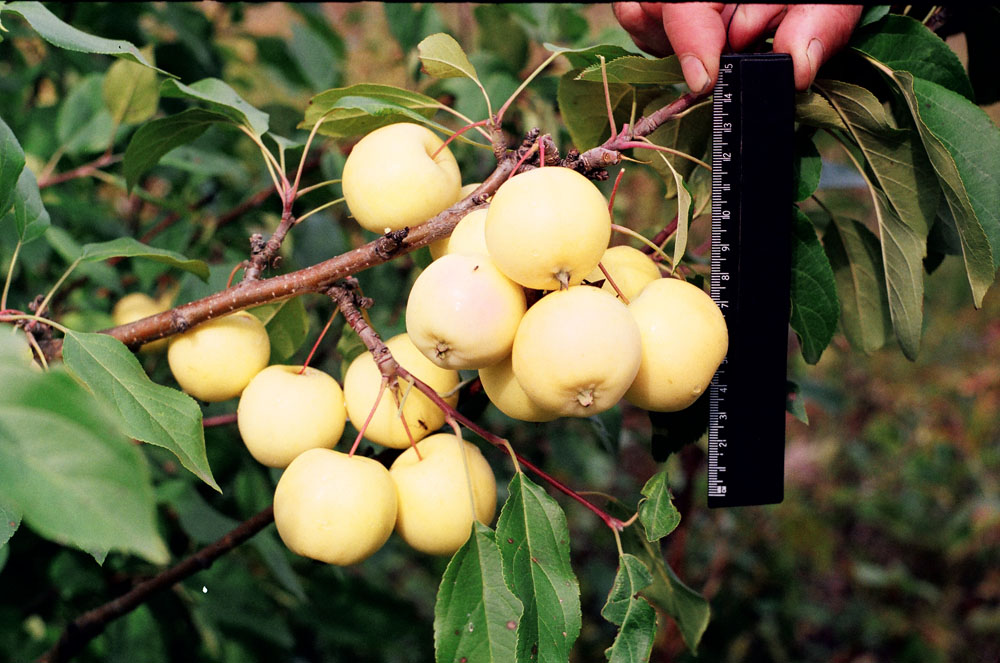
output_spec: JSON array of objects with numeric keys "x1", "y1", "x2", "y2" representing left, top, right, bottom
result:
[{"x1": 38, "y1": 506, "x2": 275, "y2": 663}]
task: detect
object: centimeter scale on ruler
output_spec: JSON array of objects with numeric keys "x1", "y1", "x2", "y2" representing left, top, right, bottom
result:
[{"x1": 708, "y1": 53, "x2": 794, "y2": 508}]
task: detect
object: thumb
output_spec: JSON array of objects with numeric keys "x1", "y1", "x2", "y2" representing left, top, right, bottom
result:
[
  {"x1": 659, "y1": 3, "x2": 727, "y2": 93},
  {"x1": 772, "y1": 5, "x2": 864, "y2": 90}
]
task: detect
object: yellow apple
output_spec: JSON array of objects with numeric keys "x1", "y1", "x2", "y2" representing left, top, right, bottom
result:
[
  {"x1": 389, "y1": 433, "x2": 497, "y2": 556},
  {"x1": 485, "y1": 167, "x2": 611, "y2": 290},
  {"x1": 237, "y1": 365, "x2": 347, "y2": 468},
  {"x1": 112, "y1": 292, "x2": 171, "y2": 353},
  {"x1": 428, "y1": 207, "x2": 490, "y2": 261},
  {"x1": 478, "y1": 355, "x2": 559, "y2": 423},
  {"x1": 625, "y1": 277, "x2": 728, "y2": 412},
  {"x1": 341, "y1": 122, "x2": 462, "y2": 234},
  {"x1": 585, "y1": 245, "x2": 662, "y2": 303},
  {"x1": 167, "y1": 311, "x2": 270, "y2": 402},
  {"x1": 513, "y1": 286, "x2": 641, "y2": 417},
  {"x1": 273, "y1": 448, "x2": 397, "y2": 565},
  {"x1": 405, "y1": 253, "x2": 526, "y2": 370},
  {"x1": 342, "y1": 333, "x2": 459, "y2": 449}
]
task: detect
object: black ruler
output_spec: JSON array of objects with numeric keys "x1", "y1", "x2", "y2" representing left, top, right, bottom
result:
[{"x1": 708, "y1": 54, "x2": 793, "y2": 508}]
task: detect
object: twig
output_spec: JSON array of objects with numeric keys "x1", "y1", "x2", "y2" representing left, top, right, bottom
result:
[
  {"x1": 327, "y1": 280, "x2": 627, "y2": 532},
  {"x1": 38, "y1": 506, "x2": 275, "y2": 663},
  {"x1": 37, "y1": 153, "x2": 121, "y2": 189}
]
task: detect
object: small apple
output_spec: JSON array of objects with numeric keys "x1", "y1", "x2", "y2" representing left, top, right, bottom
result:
[
  {"x1": 625, "y1": 277, "x2": 728, "y2": 412},
  {"x1": 167, "y1": 311, "x2": 270, "y2": 402},
  {"x1": 485, "y1": 167, "x2": 611, "y2": 290},
  {"x1": 428, "y1": 207, "x2": 490, "y2": 261},
  {"x1": 273, "y1": 448, "x2": 397, "y2": 566},
  {"x1": 585, "y1": 245, "x2": 662, "y2": 303},
  {"x1": 237, "y1": 365, "x2": 347, "y2": 468},
  {"x1": 405, "y1": 253, "x2": 526, "y2": 370},
  {"x1": 341, "y1": 122, "x2": 462, "y2": 234},
  {"x1": 112, "y1": 292, "x2": 171, "y2": 353},
  {"x1": 512, "y1": 285, "x2": 641, "y2": 417},
  {"x1": 478, "y1": 355, "x2": 559, "y2": 423},
  {"x1": 389, "y1": 433, "x2": 497, "y2": 556},
  {"x1": 342, "y1": 333, "x2": 459, "y2": 449}
]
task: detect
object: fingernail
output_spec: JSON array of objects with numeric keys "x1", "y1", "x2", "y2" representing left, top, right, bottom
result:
[
  {"x1": 806, "y1": 39, "x2": 824, "y2": 80},
  {"x1": 680, "y1": 54, "x2": 710, "y2": 94}
]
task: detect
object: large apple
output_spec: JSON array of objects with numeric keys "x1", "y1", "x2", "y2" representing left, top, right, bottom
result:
[
  {"x1": 485, "y1": 167, "x2": 611, "y2": 290},
  {"x1": 389, "y1": 433, "x2": 497, "y2": 556},
  {"x1": 625, "y1": 277, "x2": 728, "y2": 411},
  {"x1": 167, "y1": 311, "x2": 270, "y2": 402},
  {"x1": 513, "y1": 285, "x2": 641, "y2": 417},
  {"x1": 237, "y1": 365, "x2": 347, "y2": 468},
  {"x1": 273, "y1": 448, "x2": 397, "y2": 566},
  {"x1": 341, "y1": 122, "x2": 461, "y2": 234},
  {"x1": 405, "y1": 253, "x2": 526, "y2": 370},
  {"x1": 342, "y1": 333, "x2": 459, "y2": 449}
]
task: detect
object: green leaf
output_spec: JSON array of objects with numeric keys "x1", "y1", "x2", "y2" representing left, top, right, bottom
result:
[
  {"x1": 618, "y1": 511, "x2": 709, "y2": 653},
  {"x1": 545, "y1": 42, "x2": 635, "y2": 70},
  {"x1": 56, "y1": 74, "x2": 114, "y2": 156},
  {"x1": 0, "y1": 362, "x2": 168, "y2": 564},
  {"x1": 495, "y1": 473, "x2": 581, "y2": 663},
  {"x1": 602, "y1": 554, "x2": 656, "y2": 663},
  {"x1": 317, "y1": 96, "x2": 482, "y2": 147},
  {"x1": 816, "y1": 79, "x2": 940, "y2": 359},
  {"x1": 2, "y1": 2, "x2": 166, "y2": 73},
  {"x1": 790, "y1": 209, "x2": 839, "y2": 364},
  {"x1": 62, "y1": 330, "x2": 219, "y2": 492},
  {"x1": 79, "y1": 236, "x2": 209, "y2": 280},
  {"x1": 0, "y1": 116, "x2": 26, "y2": 216},
  {"x1": 123, "y1": 107, "x2": 232, "y2": 192},
  {"x1": 557, "y1": 70, "x2": 631, "y2": 150},
  {"x1": 649, "y1": 149, "x2": 692, "y2": 266},
  {"x1": 858, "y1": 6, "x2": 891, "y2": 28},
  {"x1": 103, "y1": 56, "x2": 160, "y2": 125},
  {"x1": 417, "y1": 32, "x2": 480, "y2": 82},
  {"x1": 474, "y1": 5, "x2": 530, "y2": 74},
  {"x1": 288, "y1": 22, "x2": 341, "y2": 92},
  {"x1": 794, "y1": 90, "x2": 846, "y2": 131},
  {"x1": 248, "y1": 297, "x2": 309, "y2": 364},
  {"x1": 851, "y1": 14, "x2": 974, "y2": 100},
  {"x1": 302, "y1": 84, "x2": 441, "y2": 139},
  {"x1": 885, "y1": 70, "x2": 1000, "y2": 305},
  {"x1": 786, "y1": 380, "x2": 809, "y2": 425},
  {"x1": 435, "y1": 522, "x2": 522, "y2": 663},
  {"x1": 823, "y1": 217, "x2": 892, "y2": 354},
  {"x1": 0, "y1": 499, "x2": 21, "y2": 549},
  {"x1": 5, "y1": 166, "x2": 50, "y2": 244},
  {"x1": 161, "y1": 78, "x2": 269, "y2": 137},
  {"x1": 638, "y1": 470, "x2": 680, "y2": 542},
  {"x1": 793, "y1": 132, "x2": 822, "y2": 202},
  {"x1": 577, "y1": 55, "x2": 685, "y2": 85}
]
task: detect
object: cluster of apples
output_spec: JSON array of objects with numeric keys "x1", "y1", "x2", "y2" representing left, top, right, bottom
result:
[
  {"x1": 119, "y1": 120, "x2": 727, "y2": 568},
  {"x1": 147, "y1": 303, "x2": 496, "y2": 566},
  {"x1": 385, "y1": 122, "x2": 730, "y2": 425}
]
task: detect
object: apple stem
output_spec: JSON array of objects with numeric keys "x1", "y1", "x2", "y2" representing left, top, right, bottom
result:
[
  {"x1": 298, "y1": 306, "x2": 340, "y2": 375},
  {"x1": 203, "y1": 413, "x2": 238, "y2": 428},
  {"x1": 597, "y1": 262, "x2": 630, "y2": 304},
  {"x1": 432, "y1": 119, "x2": 490, "y2": 161},
  {"x1": 599, "y1": 55, "x2": 618, "y2": 142},
  {"x1": 349, "y1": 376, "x2": 388, "y2": 457},
  {"x1": 607, "y1": 168, "x2": 626, "y2": 216},
  {"x1": 391, "y1": 380, "x2": 423, "y2": 462}
]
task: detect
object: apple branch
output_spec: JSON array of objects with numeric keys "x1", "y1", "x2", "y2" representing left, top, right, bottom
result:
[
  {"x1": 326, "y1": 279, "x2": 627, "y2": 532},
  {"x1": 38, "y1": 506, "x2": 276, "y2": 663}
]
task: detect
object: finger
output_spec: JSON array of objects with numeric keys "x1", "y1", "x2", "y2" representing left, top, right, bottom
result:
[
  {"x1": 612, "y1": 2, "x2": 674, "y2": 57},
  {"x1": 772, "y1": 5, "x2": 864, "y2": 90},
  {"x1": 725, "y1": 4, "x2": 788, "y2": 51},
  {"x1": 660, "y1": 3, "x2": 727, "y2": 93}
]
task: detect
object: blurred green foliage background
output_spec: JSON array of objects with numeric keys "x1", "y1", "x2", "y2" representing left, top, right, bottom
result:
[{"x1": 0, "y1": 4, "x2": 997, "y2": 662}]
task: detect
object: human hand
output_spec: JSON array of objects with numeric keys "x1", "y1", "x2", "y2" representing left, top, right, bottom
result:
[{"x1": 612, "y1": 3, "x2": 863, "y2": 92}]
